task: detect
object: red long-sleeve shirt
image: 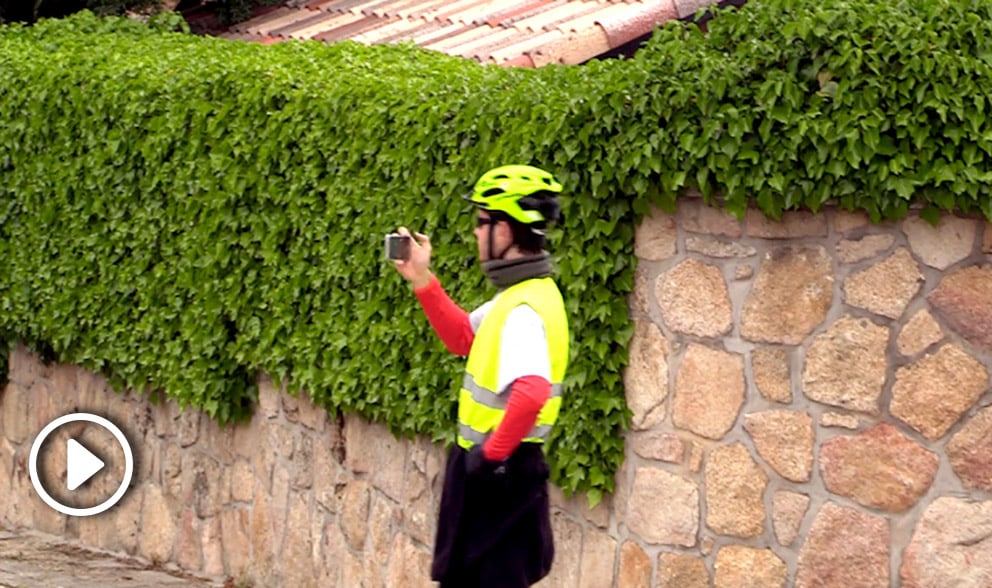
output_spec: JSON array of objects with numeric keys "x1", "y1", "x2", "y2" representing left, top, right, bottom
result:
[{"x1": 414, "y1": 275, "x2": 551, "y2": 461}]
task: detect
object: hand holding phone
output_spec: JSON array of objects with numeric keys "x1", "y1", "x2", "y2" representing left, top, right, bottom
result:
[{"x1": 387, "y1": 227, "x2": 433, "y2": 289}]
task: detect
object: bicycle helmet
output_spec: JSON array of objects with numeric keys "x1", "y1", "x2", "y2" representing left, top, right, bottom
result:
[{"x1": 463, "y1": 164, "x2": 563, "y2": 224}]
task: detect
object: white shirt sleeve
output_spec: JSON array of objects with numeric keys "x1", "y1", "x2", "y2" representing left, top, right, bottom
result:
[
  {"x1": 469, "y1": 300, "x2": 495, "y2": 333},
  {"x1": 495, "y1": 305, "x2": 551, "y2": 395}
]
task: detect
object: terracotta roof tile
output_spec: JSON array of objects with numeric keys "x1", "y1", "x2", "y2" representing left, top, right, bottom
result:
[
  {"x1": 243, "y1": 8, "x2": 320, "y2": 35},
  {"x1": 425, "y1": 23, "x2": 499, "y2": 52},
  {"x1": 445, "y1": 25, "x2": 521, "y2": 55},
  {"x1": 471, "y1": 26, "x2": 549, "y2": 62},
  {"x1": 488, "y1": 28, "x2": 564, "y2": 63},
  {"x1": 433, "y1": 0, "x2": 498, "y2": 23},
  {"x1": 377, "y1": 19, "x2": 444, "y2": 43},
  {"x1": 484, "y1": 0, "x2": 560, "y2": 27},
  {"x1": 353, "y1": 13, "x2": 427, "y2": 41},
  {"x1": 269, "y1": 10, "x2": 335, "y2": 37},
  {"x1": 231, "y1": 7, "x2": 296, "y2": 33},
  {"x1": 501, "y1": 54, "x2": 537, "y2": 67},
  {"x1": 285, "y1": 11, "x2": 365, "y2": 39},
  {"x1": 411, "y1": 21, "x2": 471, "y2": 44},
  {"x1": 598, "y1": 0, "x2": 678, "y2": 47},
  {"x1": 352, "y1": 15, "x2": 406, "y2": 42},
  {"x1": 223, "y1": 0, "x2": 712, "y2": 67},
  {"x1": 512, "y1": 0, "x2": 603, "y2": 33}
]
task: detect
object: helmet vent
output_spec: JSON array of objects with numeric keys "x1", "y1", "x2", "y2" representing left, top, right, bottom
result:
[{"x1": 483, "y1": 188, "x2": 503, "y2": 197}]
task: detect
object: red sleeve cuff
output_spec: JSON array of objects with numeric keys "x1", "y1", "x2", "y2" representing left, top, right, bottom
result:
[{"x1": 483, "y1": 375, "x2": 552, "y2": 461}]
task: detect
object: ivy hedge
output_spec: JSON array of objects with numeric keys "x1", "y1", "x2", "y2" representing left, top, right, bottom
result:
[{"x1": 2, "y1": 0, "x2": 992, "y2": 502}]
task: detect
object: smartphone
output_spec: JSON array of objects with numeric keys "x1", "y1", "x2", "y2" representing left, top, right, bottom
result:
[{"x1": 384, "y1": 233, "x2": 411, "y2": 261}]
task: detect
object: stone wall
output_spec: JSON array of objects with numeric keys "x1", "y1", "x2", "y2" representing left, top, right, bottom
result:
[
  {"x1": 619, "y1": 201, "x2": 992, "y2": 587},
  {"x1": 1, "y1": 201, "x2": 991, "y2": 587}
]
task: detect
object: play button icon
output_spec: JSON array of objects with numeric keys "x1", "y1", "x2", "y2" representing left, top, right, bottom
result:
[
  {"x1": 29, "y1": 413, "x2": 134, "y2": 517},
  {"x1": 66, "y1": 439, "x2": 106, "y2": 491}
]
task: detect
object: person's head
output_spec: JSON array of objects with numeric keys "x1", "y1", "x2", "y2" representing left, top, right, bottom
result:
[{"x1": 464, "y1": 164, "x2": 563, "y2": 262}]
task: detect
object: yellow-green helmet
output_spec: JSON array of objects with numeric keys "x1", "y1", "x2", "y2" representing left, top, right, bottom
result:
[{"x1": 464, "y1": 164, "x2": 563, "y2": 224}]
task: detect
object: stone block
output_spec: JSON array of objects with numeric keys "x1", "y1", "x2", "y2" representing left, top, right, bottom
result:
[
  {"x1": 138, "y1": 484, "x2": 177, "y2": 564},
  {"x1": 705, "y1": 444, "x2": 767, "y2": 538},
  {"x1": 772, "y1": 490, "x2": 810, "y2": 547},
  {"x1": 833, "y1": 209, "x2": 869, "y2": 233},
  {"x1": 617, "y1": 541, "x2": 651, "y2": 588},
  {"x1": 341, "y1": 480, "x2": 371, "y2": 550},
  {"x1": 115, "y1": 484, "x2": 143, "y2": 554},
  {"x1": 897, "y1": 309, "x2": 944, "y2": 356},
  {"x1": 746, "y1": 209, "x2": 827, "y2": 238},
  {"x1": 744, "y1": 410, "x2": 814, "y2": 482},
  {"x1": 290, "y1": 431, "x2": 314, "y2": 491},
  {"x1": 579, "y1": 528, "x2": 617, "y2": 588},
  {"x1": 250, "y1": 491, "x2": 277, "y2": 585},
  {"x1": 2, "y1": 384, "x2": 31, "y2": 443},
  {"x1": 535, "y1": 511, "x2": 582, "y2": 587},
  {"x1": 678, "y1": 197, "x2": 743, "y2": 238},
  {"x1": 714, "y1": 546, "x2": 787, "y2": 588},
  {"x1": 741, "y1": 246, "x2": 833, "y2": 344},
  {"x1": 657, "y1": 259, "x2": 733, "y2": 338},
  {"x1": 946, "y1": 406, "x2": 992, "y2": 492},
  {"x1": 344, "y1": 415, "x2": 409, "y2": 502},
  {"x1": 221, "y1": 508, "x2": 252, "y2": 580},
  {"x1": 385, "y1": 533, "x2": 434, "y2": 588},
  {"x1": 891, "y1": 343, "x2": 988, "y2": 440},
  {"x1": 837, "y1": 234, "x2": 894, "y2": 263},
  {"x1": 626, "y1": 467, "x2": 698, "y2": 546},
  {"x1": 282, "y1": 389, "x2": 327, "y2": 431},
  {"x1": 796, "y1": 502, "x2": 889, "y2": 588},
  {"x1": 673, "y1": 344, "x2": 744, "y2": 440},
  {"x1": 316, "y1": 519, "x2": 347, "y2": 586},
  {"x1": 200, "y1": 516, "x2": 225, "y2": 578},
  {"x1": 368, "y1": 493, "x2": 401, "y2": 565},
  {"x1": 176, "y1": 408, "x2": 200, "y2": 448},
  {"x1": 843, "y1": 248, "x2": 923, "y2": 319},
  {"x1": 903, "y1": 215, "x2": 976, "y2": 269},
  {"x1": 175, "y1": 509, "x2": 203, "y2": 571},
  {"x1": 7, "y1": 344, "x2": 47, "y2": 388},
  {"x1": 802, "y1": 316, "x2": 889, "y2": 414},
  {"x1": 900, "y1": 497, "x2": 992, "y2": 587},
  {"x1": 282, "y1": 494, "x2": 316, "y2": 588},
  {"x1": 630, "y1": 431, "x2": 685, "y2": 463},
  {"x1": 928, "y1": 264, "x2": 992, "y2": 352},
  {"x1": 257, "y1": 375, "x2": 283, "y2": 418},
  {"x1": 686, "y1": 236, "x2": 756, "y2": 258},
  {"x1": 623, "y1": 320, "x2": 670, "y2": 430},
  {"x1": 819, "y1": 412, "x2": 859, "y2": 429},
  {"x1": 629, "y1": 263, "x2": 651, "y2": 317},
  {"x1": 657, "y1": 552, "x2": 709, "y2": 588},
  {"x1": 634, "y1": 206, "x2": 677, "y2": 261},
  {"x1": 820, "y1": 423, "x2": 938, "y2": 512},
  {"x1": 181, "y1": 451, "x2": 229, "y2": 518},
  {"x1": 752, "y1": 348, "x2": 791, "y2": 404}
]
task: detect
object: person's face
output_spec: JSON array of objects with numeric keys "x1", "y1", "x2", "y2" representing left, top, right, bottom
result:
[{"x1": 474, "y1": 211, "x2": 511, "y2": 262}]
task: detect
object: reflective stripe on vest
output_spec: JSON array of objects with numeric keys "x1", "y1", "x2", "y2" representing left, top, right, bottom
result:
[
  {"x1": 456, "y1": 277, "x2": 569, "y2": 450},
  {"x1": 461, "y1": 373, "x2": 563, "y2": 410}
]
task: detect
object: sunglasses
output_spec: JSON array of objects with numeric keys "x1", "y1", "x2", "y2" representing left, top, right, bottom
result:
[{"x1": 477, "y1": 216, "x2": 499, "y2": 227}]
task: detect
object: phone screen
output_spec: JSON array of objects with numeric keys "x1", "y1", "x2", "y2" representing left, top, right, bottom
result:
[{"x1": 384, "y1": 234, "x2": 411, "y2": 260}]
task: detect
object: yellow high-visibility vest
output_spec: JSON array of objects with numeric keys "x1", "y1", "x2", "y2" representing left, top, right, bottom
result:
[{"x1": 456, "y1": 277, "x2": 569, "y2": 450}]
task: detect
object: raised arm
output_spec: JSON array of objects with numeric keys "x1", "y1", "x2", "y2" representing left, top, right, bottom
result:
[
  {"x1": 414, "y1": 276, "x2": 474, "y2": 356},
  {"x1": 391, "y1": 226, "x2": 474, "y2": 356}
]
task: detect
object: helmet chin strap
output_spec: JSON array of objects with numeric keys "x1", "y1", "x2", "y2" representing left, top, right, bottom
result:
[{"x1": 488, "y1": 222, "x2": 513, "y2": 261}]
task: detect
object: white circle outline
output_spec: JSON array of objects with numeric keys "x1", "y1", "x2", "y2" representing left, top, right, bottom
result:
[{"x1": 29, "y1": 413, "x2": 134, "y2": 517}]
